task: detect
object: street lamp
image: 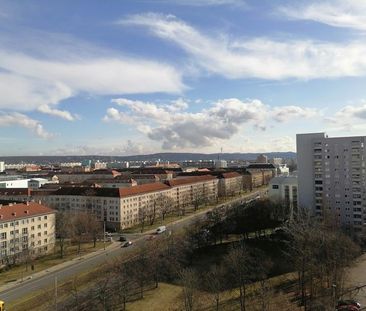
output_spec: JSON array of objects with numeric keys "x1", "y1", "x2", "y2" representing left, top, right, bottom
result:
[{"x1": 103, "y1": 208, "x2": 107, "y2": 251}]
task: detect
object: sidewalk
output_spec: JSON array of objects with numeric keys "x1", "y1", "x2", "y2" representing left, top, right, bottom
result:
[{"x1": 0, "y1": 240, "x2": 119, "y2": 293}]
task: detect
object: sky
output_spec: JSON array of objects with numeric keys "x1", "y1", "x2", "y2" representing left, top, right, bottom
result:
[{"x1": 1, "y1": 0, "x2": 366, "y2": 156}]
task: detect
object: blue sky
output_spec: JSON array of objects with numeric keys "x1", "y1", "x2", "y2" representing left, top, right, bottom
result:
[{"x1": 1, "y1": 0, "x2": 366, "y2": 156}]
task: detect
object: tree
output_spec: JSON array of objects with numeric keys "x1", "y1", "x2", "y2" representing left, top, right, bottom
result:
[
  {"x1": 56, "y1": 211, "x2": 72, "y2": 258},
  {"x1": 83, "y1": 213, "x2": 102, "y2": 248},
  {"x1": 138, "y1": 206, "x2": 147, "y2": 233},
  {"x1": 72, "y1": 213, "x2": 88, "y2": 254},
  {"x1": 205, "y1": 264, "x2": 226, "y2": 311},
  {"x1": 179, "y1": 267, "x2": 198, "y2": 311},
  {"x1": 224, "y1": 241, "x2": 254, "y2": 311},
  {"x1": 159, "y1": 195, "x2": 174, "y2": 221}
]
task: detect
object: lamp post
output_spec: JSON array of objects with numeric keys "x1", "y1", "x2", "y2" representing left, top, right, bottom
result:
[{"x1": 103, "y1": 208, "x2": 106, "y2": 251}]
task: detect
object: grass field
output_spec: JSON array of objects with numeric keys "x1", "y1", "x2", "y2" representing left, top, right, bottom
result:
[{"x1": 0, "y1": 240, "x2": 111, "y2": 286}]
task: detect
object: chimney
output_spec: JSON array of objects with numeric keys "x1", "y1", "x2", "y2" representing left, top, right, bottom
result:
[
  {"x1": 12, "y1": 212, "x2": 16, "y2": 216},
  {"x1": 26, "y1": 201, "x2": 29, "y2": 206},
  {"x1": 0, "y1": 215, "x2": 3, "y2": 219},
  {"x1": 24, "y1": 210, "x2": 29, "y2": 214}
]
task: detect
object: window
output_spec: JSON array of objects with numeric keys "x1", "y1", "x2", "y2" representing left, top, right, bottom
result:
[{"x1": 272, "y1": 185, "x2": 279, "y2": 189}]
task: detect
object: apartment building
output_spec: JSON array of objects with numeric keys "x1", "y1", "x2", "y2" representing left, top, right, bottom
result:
[
  {"x1": 0, "y1": 202, "x2": 56, "y2": 266},
  {"x1": 217, "y1": 172, "x2": 243, "y2": 197},
  {"x1": 0, "y1": 175, "x2": 218, "y2": 230},
  {"x1": 166, "y1": 175, "x2": 218, "y2": 208},
  {"x1": 269, "y1": 176, "x2": 298, "y2": 216},
  {"x1": 297, "y1": 133, "x2": 366, "y2": 231}
]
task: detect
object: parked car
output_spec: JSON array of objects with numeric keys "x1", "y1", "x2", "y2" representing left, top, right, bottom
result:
[
  {"x1": 104, "y1": 232, "x2": 112, "y2": 237},
  {"x1": 119, "y1": 236, "x2": 127, "y2": 242},
  {"x1": 156, "y1": 226, "x2": 167, "y2": 234},
  {"x1": 336, "y1": 300, "x2": 361, "y2": 310},
  {"x1": 121, "y1": 241, "x2": 133, "y2": 247}
]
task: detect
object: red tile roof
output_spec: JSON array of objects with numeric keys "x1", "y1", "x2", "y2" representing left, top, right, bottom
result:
[
  {"x1": 119, "y1": 182, "x2": 170, "y2": 197},
  {"x1": 220, "y1": 172, "x2": 242, "y2": 179},
  {"x1": 166, "y1": 175, "x2": 217, "y2": 187},
  {"x1": 0, "y1": 202, "x2": 55, "y2": 222}
]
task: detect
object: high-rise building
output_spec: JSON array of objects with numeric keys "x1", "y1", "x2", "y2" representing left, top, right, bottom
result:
[{"x1": 297, "y1": 133, "x2": 366, "y2": 231}]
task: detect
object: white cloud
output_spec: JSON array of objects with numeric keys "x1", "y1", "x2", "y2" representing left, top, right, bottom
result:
[
  {"x1": 50, "y1": 140, "x2": 147, "y2": 156},
  {"x1": 0, "y1": 50, "x2": 184, "y2": 113},
  {"x1": 37, "y1": 105, "x2": 77, "y2": 121},
  {"x1": 0, "y1": 112, "x2": 53, "y2": 139},
  {"x1": 280, "y1": 0, "x2": 366, "y2": 31},
  {"x1": 325, "y1": 102, "x2": 366, "y2": 131},
  {"x1": 104, "y1": 97, "x2": 315, "y2": 149},
  {"x1": 272, "y1": 106, "x2": 319, "y2": 122},
  {"x1": 121, "y1": 13, "x2": 366, "y2": 80}
]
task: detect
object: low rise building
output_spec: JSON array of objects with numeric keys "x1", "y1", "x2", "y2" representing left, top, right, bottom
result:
[
  {"x1": 217, "y1": 172, "x2": 243, "y2": 197},
  {"x1": 0, "y1": 202, "x2": 56, "y2": 266},
  {"x1": 269, "y1": 176, "x2": 298, "y2": 216}
]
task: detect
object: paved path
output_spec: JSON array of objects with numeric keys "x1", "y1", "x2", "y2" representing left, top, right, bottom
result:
[
  {"x1": 346, "y1": 253, "x2": 366, "y2": 306},
  {"x1": 0, "y1": 190, "x2": 266, "y2": 305}
]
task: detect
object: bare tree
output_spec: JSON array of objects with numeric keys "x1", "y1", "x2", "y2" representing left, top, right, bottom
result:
[
  {"x1": 138, "y1": 206, "x2": 147, "y2": 233},
  {"x1": 179, "y1": 267, "x2": 198, "y2": 311},
  {"x1": 224, "y1": 242, "x2": 253, "y2": 311},
  {"x1": 56, "y1": 211, "x2": 72, "y2": 258},
  {"x1": 84, "y1": 213, "x2": 102, "y2": 248},
  {"x1": 72, "y1": 213, "x2": 88, "y2": 254},
  {"x1": 159, "y1": 195, "x2": 174, "y2": 221},
  {"x1": 205, "y1": 264, "x2": 226, "y2": 311}
]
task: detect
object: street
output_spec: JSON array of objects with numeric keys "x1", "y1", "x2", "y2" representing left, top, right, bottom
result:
[{"x1": 0, "y1": 190, "x2": 265, "y2": 306}]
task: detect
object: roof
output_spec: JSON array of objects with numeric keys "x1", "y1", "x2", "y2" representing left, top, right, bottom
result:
[
  {"x1": 45, "y1": 183, "x2": 170, "y2": 198},
  {"x1": 269, "y1": 176, "x2": 297, "y2": 185},
  {"x1": 247, "y1": 163, "x2": 276, "y2": 169},
  {"x1": 166, "y1": 175, "x2": 217, "y2": 187},
  {"x1": 52, "y1": 187, "x2": 121, "y2": 197},
  {"x1": 0, "y1": 188, "x2": 31, "y2": 196},
  {"x1": 0, "y1": 202, "x2": 55, "y2": 222},
  {"x1": 219, "y1": 172, "x2": 242, "y2": 179},
  {"x1": 119, "y1": 182, "x2": 170, "y2": 197}
]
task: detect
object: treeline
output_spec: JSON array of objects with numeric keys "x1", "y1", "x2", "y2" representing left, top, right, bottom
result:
[
  {"x1": 57, "y1": 201, "x2": 361, "y2": 311},
  {"x1": 56, "y1": 212, "x2": 103, "y2": 258}
]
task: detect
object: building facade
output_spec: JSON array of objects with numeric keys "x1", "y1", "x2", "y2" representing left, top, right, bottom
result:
[
  {"x1": 269, "y1": 176, "x2": 298, "y2": 216},
  {"x1": 0, "y1": 202, "x2": 56, "y2": 266},
  {"x1": 297, "y1": 133, "x2": 366, "y2": 231}
]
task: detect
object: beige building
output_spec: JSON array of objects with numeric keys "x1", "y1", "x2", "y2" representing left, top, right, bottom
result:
[
  {"x1": 0, "y1": 175, "x2": 219, "y2": 231},
  {"x1": 0, "y1": 202, "x2": 56, "y2": 267},
  {"x1": 217, "y1": 172, "x2": 243, "y2": 197}
]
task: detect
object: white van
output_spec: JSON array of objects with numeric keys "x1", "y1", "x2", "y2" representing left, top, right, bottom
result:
[{"x1": 156, "y1": 226, "x2": 167, "y2": 234}]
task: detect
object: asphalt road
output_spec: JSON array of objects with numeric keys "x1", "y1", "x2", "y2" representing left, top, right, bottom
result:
[{"x1": 0, "y1": 190, "x2": 266, "y2": 305}]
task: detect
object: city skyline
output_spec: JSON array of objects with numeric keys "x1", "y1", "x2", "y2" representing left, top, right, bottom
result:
[{"x1": 1, "y1": 0, "x2": 366, "y2": 155}]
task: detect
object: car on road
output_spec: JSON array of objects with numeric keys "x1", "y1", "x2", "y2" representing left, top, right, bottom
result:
[
  {"x1": 336, "y1": 299, "x2": 361, "y2": 310},
  {"x1": 121, "y1": 241, "x2": 133, "y2": 247},
  {"x1": 118, "y1": 236, "x2": 127, "y2": 242},
  {"x1": 104, "y1": 232, "x2": 112, "y2": 237},
  {"x1": 156, "y1": 226, "x2": 167, "y2": 234}
]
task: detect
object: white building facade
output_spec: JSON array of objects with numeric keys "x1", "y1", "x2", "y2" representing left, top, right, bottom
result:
[
  {"x1": 0, "y1": 202, "x2": 56, "y2": 266},
  {"x1": 269, "y1": 176, "x2": 298, "y2": 216},
  {"x1": 297, "y1": 133, "x2": 366, "y2": 231}
]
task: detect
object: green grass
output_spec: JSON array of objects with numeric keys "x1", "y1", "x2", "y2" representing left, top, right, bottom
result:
[{"x1": 0, "y1": 241, "x2": 111, "y2": 286}]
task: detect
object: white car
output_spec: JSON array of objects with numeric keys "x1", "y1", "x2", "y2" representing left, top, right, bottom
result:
[{"x1": 156, "y1": 226, "x2": 167, "y2": 234}]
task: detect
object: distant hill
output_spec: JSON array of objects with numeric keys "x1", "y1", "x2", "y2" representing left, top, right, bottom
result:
[{"x1": 0, "y1": 152, "x2": 296, "y2": 164}]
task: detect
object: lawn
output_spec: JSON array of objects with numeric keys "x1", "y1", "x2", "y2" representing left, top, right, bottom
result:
[{"x1": 0, "y1": 240, "x2": 111, "y2": 286}]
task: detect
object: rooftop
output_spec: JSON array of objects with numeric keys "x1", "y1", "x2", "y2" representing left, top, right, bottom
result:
[{"x1": 0, "y1": 202, "x2": 55, "y2": 222}]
